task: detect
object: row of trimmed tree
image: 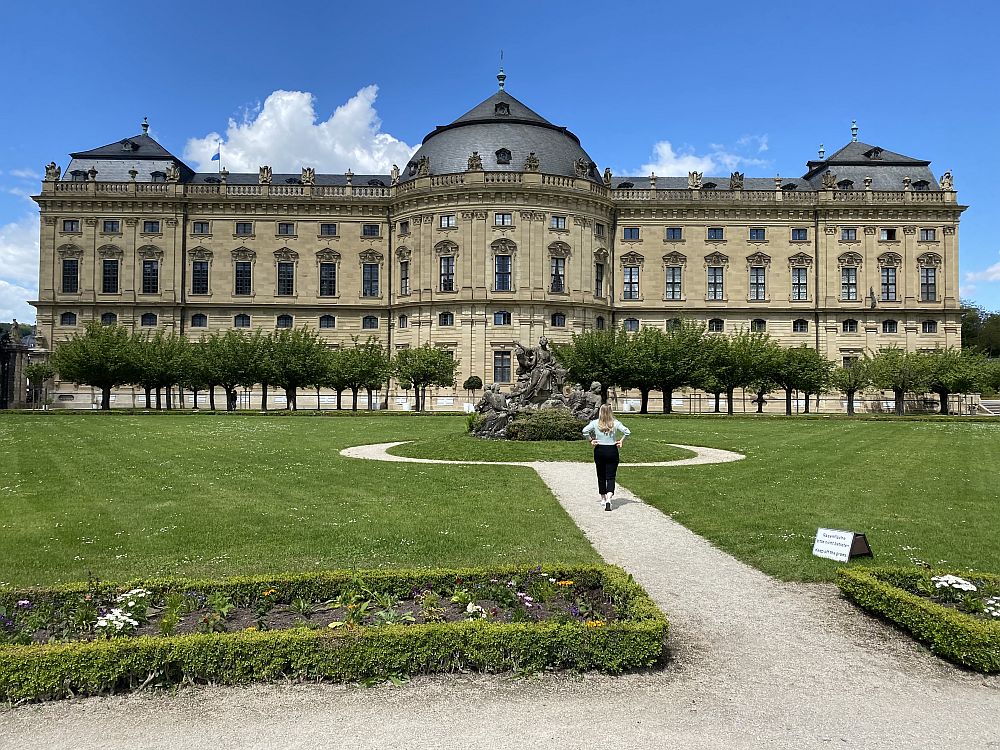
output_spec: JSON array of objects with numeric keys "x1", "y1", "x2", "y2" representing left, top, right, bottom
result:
[
  {"x1": 553, "y1": 323, "x2": 1000, "y2": 416},
  {"x1": 47, "y1": 323, "x2": 458, "y2": 411}
]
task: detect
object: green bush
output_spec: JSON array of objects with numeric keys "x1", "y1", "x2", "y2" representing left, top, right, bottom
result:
[
  {"x1": 837, "y1": 566, "x2": 1000, "y2": 673},
  {"x1": 506, "y1": 409, "x2": 586, "y2": 441},
  {"x1": 0, "y1": 565, "x2": 667, "y2": 701}
]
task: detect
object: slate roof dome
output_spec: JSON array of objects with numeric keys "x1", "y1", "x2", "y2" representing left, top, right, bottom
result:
[{"x1": 401, "y1": 86, "x2": 602, "y2": 184}]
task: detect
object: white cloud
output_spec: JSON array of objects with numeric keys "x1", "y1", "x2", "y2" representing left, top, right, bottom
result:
[
  {"x1": 737, "y1": 134, "x2": 769, "y2": 153},
  {"x1": 7, "y1": 168, "x2": 40, "y2": 180},
  {"x1": 183, "y1": 86, "x2": 416, "y2": 174},
  {"x1": 964, "y1": 256, "x2": 1000, "y2": 284},
  {"x1": 0, "y1": 278, "x2": 36, "y2": 323},
  {"x1": 625, "y1": 137, "x2": 771, "y2": 177},
  {"x1": 0, "y1": 214, "x2": 39, "y2": 286}
]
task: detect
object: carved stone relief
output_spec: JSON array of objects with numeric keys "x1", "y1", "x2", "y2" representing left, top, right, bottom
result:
[
  {"x1": 837, "y1": 251, "x2": 863, "y2": 268},
  {"x1": 788, "y1": 252, "x2": 813, "y2": 267},
  {"x1": 704, "y1": 252, "x2": 729, "y2": 266},
  {"x1": 232, "y1": 247, "x2": 256, "y2": 261},
  {"x1": 316, "y1": 248, "x2": 341, "y2": 262},
  {"x1": 662, "y1": 251, "x2": 687, "y2": 266},
  {"x1": 274, "y1": 248, "x2": 299, "y2": 262},
  {"x1": 746, "y1": 252, "x2": 771, "y2": 267},
  {"x1": 620, "y1": 251, "x2": 644, "y2": 266}
]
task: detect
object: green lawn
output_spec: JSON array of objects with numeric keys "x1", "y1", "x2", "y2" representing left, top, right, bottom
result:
[
  {"x1": 0, "y1": 414, "x2": 599, "y2": 587},
  {"x1": 396, "y1": 415, "x2": 1000, "y2": 582}
]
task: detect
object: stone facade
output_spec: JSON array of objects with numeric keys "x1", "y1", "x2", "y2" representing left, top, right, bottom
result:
[{"x1": 30, "y1": 87, "x2": 965, "y2": 409}]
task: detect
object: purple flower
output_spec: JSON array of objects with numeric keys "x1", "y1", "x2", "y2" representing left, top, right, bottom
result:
[{"x1": 16, "y1": 600, "x2": 31, "y2": 608}]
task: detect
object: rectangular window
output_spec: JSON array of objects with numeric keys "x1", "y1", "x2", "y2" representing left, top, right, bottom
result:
[
  {"x1": 623, "y1": 266, "x2": 640, "y2": 300},
  {"x1": 495, "y1": 255, "x2": 511, "y2": 291},
  {"x1": 665, "y1": 227, "x2": 683, "y2": 241},
  {"x1": 665, "y1": 266, "x2": 682, "y2": 300},
  {"x1": 749, "y1": 227, "x2": 766, "y2": 241},
  {"x1": 440, "y1": 256, "x2": 455, "y2": 292},
  {"x1": 707, "y1": 227, "x2": 724, "y2": 240},
  {"x1": 841, "y1": 267, "x2": 858, "y2": 300},
  {"x1": 143, "y1": 220, "x2": 160, "y2": 233},
  {"x1": 493, "y1": 351, "x2": 512, "y2": 383},
  {"x1": 791, "y1": 228, "x2": 808, "y2": 241},
  {"x1": 192, "y1": 221, "x2": 210, "y2": 235},
  {"x1": 841, "y1": 228, "x2": 857, "y2": 241},
  {"x1": 594, "y1": 223, "x2": 605, "y2": 238},
  {"x1": 439, "y1": 214, "x2": 456, "y2": 229},
  {"x1": 399, "y1": 260, "x2": 410, "y2": 295},
  {"x1": 234, "y1": 261, "x2": 252, "y2": 295},
  {"x1": 399, "y1": 220, "x2": 410, "y2": 235},
  {"x1": 922, "y1": 320, "x2": 938, "y2": 334},
  {"x1": 277, "y1": 261, "x2": 295, "y2": 296},
  {"x1": 920, "y1": 267, "x2": 937, "y2": 301},
  {"x1": 594, "y1": 263, "x2": 604, "y2": 297},
  {"x1": 320, "y1": 223, "x2": 338, "y2": 236},
  {"x1": 102, "y1": 259, "x2": 119, "y2": 294},
  {"x1": 843, "y1": 356, "x2": 859, "y2": 368},
  {"x1": 880, "y1": 228, "x2": 897, "y2": 241},
  {"x1": 141, "y1": 260, "x2": 159, "y2": 294},
  {"x1": 880, "y1": 267, "x2": 897, "y2": 301},
  {"x1": 551, "y1": 215, "x2": 566, "y2": 230},
  {"x1": 320, "y1": 262, "x2": 337, "y2": 297},
  {"x1": 61, "y1": 259, "x2": 79, "y2": 293},
  {"x1": 103, "y1": 220, "x2": 120, "y2": 233},
  {"x1": 623, "y1": 227, "x2": 640, "y2": 241},
  {"x1": 62, "y1": 219, "x2": 80, "y2": 232},
  {"x1": 792, "y1": 267, "x2": 808, "y2": 301},
  {"x1": 495, "y1": 212, "x2": 513, "y2": 226},
  {"x1": 919, "y1": 228, "x2": 936, "y2": 242},
  {"x1": 362, "y1": 223, "x2": 380, "y2": 237},
  {"x1": 550, "y1": 256, "x2": 566, "y2": 293},
  {"x1": 362, "y1": 263, "x2": 379, "y2": 297},
  {"x1": 749, "y1": 266, "x2": 766, "y2": 300},
  {"x1": 707, "y1": 266, "x2": 724, "y2": 300},
  {"x1": 235, "y1": 222, "x2": 253, "y2": 236},
  {"x1": 192, "y1": 260, "x2": 209, "y2": 295},
  {"x1": 277, "y1": 222, "x2": 295, "y2": 236}
]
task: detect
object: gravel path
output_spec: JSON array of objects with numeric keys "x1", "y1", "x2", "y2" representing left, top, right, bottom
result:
[{"x1": 3, "y1": 444, "x2": 997, "y2": 750}]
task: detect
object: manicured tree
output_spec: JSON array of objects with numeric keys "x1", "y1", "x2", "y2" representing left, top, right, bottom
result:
[
  {"x1": 829, "y1": 356, "x2": 871, "y2": 416},
  {"x1": 925, "y1": 348, "x2": 984, "y2": 415},
  {"x1": 982, "y1": 358, "x2": 1000, "y2": 396},
  {"x1": 24, "y1": 362, "x2": 56, "y2": 409},
  {"x1": 247, "y1": 330, "x2": 276, "y2": 412},
  {"x1": 337, "y1": 337, "x2": 391, "y2": 411},
  {"x1": 321, "y1": 348, "x2": 349, "y2": 410},
  {"x1": 692, "y1": 334, "x2": 726, "y2": 413},
  {"x1": 773, "y1": 346, "x2": 834, "y2": 416},
  {"x1": 359, "y1": 338, "x2": 393, "y2": 411},
  {"x1": 203, "y1": 330, "x2": 258, "y2": 411},
  {"x1": 868, "y1": 347, "x2": 931, "y2": 416},
  {"x1": 462, "y1": 375, "x2": 483, "y2": 402},
  {"x1": 621, "y1": 326, "x2": 665, "y2": 414},
  {"x1": 131, "y1": 330, "x2": 190, "y2": 409},
  {"x1": 51, "y1": 323, "x2": 138, "y2": 410},
  {"x1": 179, "y1": 342, "x2": 211, "y2": 409},
  {"x1": 554, "y1": 328, "x2": 627, "y2": 402},
  {"x1": 709, "y1": 329, "x2": 776, "y2": 415},
  {"x1": 395, "y1": 344, "x2": 459, "y2": 412},
  {"x1": 748, "y1": 339, "x2": 784, "y2": 414},
  {"x1": 269, "y1": 328, "x2": 329, "y2": 410}
]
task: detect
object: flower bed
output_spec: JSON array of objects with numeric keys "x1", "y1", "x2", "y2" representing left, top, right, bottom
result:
[
  {"x1": 0, "y1": 565, "x2": 667, "y2": 701},
  {"x1": 836, "y1": 566, "x2": 1000, "y2": 673}
]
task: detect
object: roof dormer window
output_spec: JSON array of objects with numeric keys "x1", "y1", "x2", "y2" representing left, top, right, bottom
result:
[
  {"x1": 150, "y1": 171, "x2": 166, "y2": 183},
  {"x1": 70, "y1": 170, "x2": 87, "y2": 182},
  {"x1": 120, "y1": 139, "x2": 138, "y2": 152},
  {"x1": 284, "y1": 177, "x2": 302, "y2": 184},
  {"x1": 617, "y1": 181, "x2": 634, "y2": 188},
  {"x1": 782, "y1": 183, "x2": 798, "y2": 191},
  {"x1": 702, "y1": 182, "x2": 717, "y2": 190},
  {"x1": 913, "y1": 179, "x2": 930, "y2": 191},
  {"x1": 495, "y1": 148, "x2": 511, "y2": 165},
  {"x1": 368, "y1": 179, "x2": 385, "y2": 186},
  {"x1": 494, "y1": 102, "x2": 510, "y2": 116},
  {"x1": 837, "y1": 179, "x2": 854, "y2": 191},
  {"x1": 864, "y1": 147, "x2": 883, "y2": 160}
]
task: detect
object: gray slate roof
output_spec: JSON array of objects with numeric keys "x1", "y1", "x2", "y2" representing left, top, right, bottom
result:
[
  {"x1": 802, "y1": 140, "x2": 937, "y2": 190},
  {"x1": 65, "y1": 132, "x2": 195, "y2": 182},
  {"x1": 189, "y1": 173, "x2": 390, "y2": 186}
]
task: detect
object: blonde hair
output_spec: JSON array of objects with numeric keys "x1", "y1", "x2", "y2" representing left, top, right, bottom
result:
[{"x1": 597, "y1": 404, "x2": 615, "y2": 434}]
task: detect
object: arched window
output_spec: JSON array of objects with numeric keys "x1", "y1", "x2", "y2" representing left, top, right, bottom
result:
[
  {"x1": 59, "y1": 312, "x2": 77, "y2": 326},
  {"x1": 438, "y1": 312, "x2": 454, "y2": 327},
  {"x1": 495, "y1": 148, "x2": 511, "y2": 165},
  {"x1": 150, "y1": 171, "x2": 166, "y2": 183},
  {"x1": 750, "y1": 318, "x2": 766, "y2": 332},
  {"x1": 141, "y1": 313, "x2": 157, "y2": 327},
  {"x1": 362, "y1": 315, "x2": 378, "y2": 330},
  {"x1": 276, "y1": 314, "x2": 293, "y2": 329},
  {"x1": 396, "y1": 314, "x2": 407, "y2": 329},
  {"x1": 191, "y1": 313, "x2": 208, "y2": 328},
  {"x1": 842, "y1": 319, "x2": 858, "y2": 333},
  {"x1": 837, "y1": 179, "x2": 854, "y2": 191},
  {"x1": 100, "y1": 312, "x2": 117, "y2": 326},
  {"x1": 882, "y1": 319, "x2": 898, "y2": 334},
  {"x1": 623, "y1": 318, "x2": 639, "y2": 332},
  {"x1": 708, "y1": 318, "x2": 724, "y2": 332},
  {"x1": 319, "y1": 314, "x2": 336, "y2": 329},
  {"x1": 494, "y1": 311, "x2": 511, "y2": 326},
  {"x1": 595, "y1": 316, "x2": 606, "y2": 330},
  {"x1": 234, "y1": 314, "x2": 251, "y2": 328},
  {"x1": 551, "y1": 312, "x2": 566, "y2": 327},
  {"x1": 792, "y1": 319, "x2": 809, "y2": 333},
  {"x1": 666, "y1": 317, "x2": 682, "y2": 330}
]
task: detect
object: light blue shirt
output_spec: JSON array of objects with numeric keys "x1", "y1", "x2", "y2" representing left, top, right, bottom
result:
[{"x1": 582, "y1": 419, "x2": 630, "y2": 444}]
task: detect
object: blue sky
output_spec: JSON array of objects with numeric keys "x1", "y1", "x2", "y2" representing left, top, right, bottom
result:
[{"x1": 2, "y1": 0, "x2": 998, "y2": 322}]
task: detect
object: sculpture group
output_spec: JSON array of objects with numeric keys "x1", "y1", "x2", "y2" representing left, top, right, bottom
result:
[{"x1": 473, "y1": 336, "x2": 602, "y2": 439}]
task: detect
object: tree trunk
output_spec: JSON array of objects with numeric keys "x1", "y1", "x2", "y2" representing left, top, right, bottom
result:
[
  {"x1": 192, "y1": 388, "x2": 199, "y2": 409},
  {"x1": 351, "y1": 388, "x2": 358, "y2": 411},
  {"x1": 316, "y1": 387, "x2": 321, "y2": 410},
  {"x1": 600, "y1": 384, "x2": 609, "y2": 403},
  {"x1": 101, "y1": 387, "x2": 111, "y2": 410},
  {"x1": 261, "y1": 383, "x2": 269, "y2": 412},
  {"x1": 894, "y1": 388, "x2": 905, "y2": 416},
  {"x1": 367, "y1": 388, "x2": 374, "y2": 411},
  {"x1": 804, "y1": 392, "x2": 812, "y2": 414},
  {"x1": 166, "y1": 386, "x2": 172, "y2": 410},
  {"x1": 209, "y1": 387, "x2": 216, "y2": 411},
  {"x1": 144, "y1": 387, "x2": 152, "y2": 409},
  {"x1": 755, "y1": 389, "x2": 766, "y2": 414},
  {"x1": 726, "y1": 388, "x2": 735, "y2": 415},
  {"x1": 846, "y1": 389, "x2": 856, "y2": 416},
  {"x1": 640, "y1": 389, "x2": 649, "y2": 414},
  {"x1": 662, "y1": 387, "x2": 673, "y2": 413},
  {"x1": 155, "y1": 388, "x2": 162, "y2": 410},
  {"x1": 336, "y1": 389, "x2": 342, "y2": 410},
  {"x1": 287, "y1": 388, "x2": 295, "y2": 410},
  {"x1": 939, "y1": 390, "x2": 950, "y2": 415},
  {"x1": 784, "y1": 387, "x2": 793, "y2": 416},
  {"x1": 713, "y1": 393, "x2": 721, "y2": 413}
]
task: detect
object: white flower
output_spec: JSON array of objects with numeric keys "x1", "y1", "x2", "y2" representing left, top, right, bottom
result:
[
  {"x1": 95, "y1": 608, "x2": 140, "y2": 632},
  {"x1": 548, "y1": 578, "x2": 556, "y2": 583},
  {"x1": 931, "y1": 575, "x2": 977, "y2": 592}
]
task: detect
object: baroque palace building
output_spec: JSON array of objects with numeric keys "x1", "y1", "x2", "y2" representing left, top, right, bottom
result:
[{"x1": 31, "y1": 72, "x2": 965, "y2": 409}]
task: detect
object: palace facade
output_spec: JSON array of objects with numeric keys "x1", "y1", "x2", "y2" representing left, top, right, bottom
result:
[{"x1": 31, "y1": 75, "x2": 965, "y2": 409}]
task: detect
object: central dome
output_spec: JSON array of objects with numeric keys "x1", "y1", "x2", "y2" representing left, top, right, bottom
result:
[{"x1": 401, "y1": 89, "x2": 601, "y2": 183}]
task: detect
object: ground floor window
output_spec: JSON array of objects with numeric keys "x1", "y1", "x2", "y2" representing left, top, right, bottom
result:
[{"x1": 493, "y1": 351, "x2": 512, "y2": 383}]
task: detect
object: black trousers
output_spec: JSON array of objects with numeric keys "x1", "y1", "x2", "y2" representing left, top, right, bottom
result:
[{"x1": 593, "y1": 445, "x2": 620, "y2": 496}]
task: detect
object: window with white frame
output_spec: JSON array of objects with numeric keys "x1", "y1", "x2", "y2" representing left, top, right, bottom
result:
[
  {"x1": 792, "y1": 319, "x2": 809, "y2": 333},
  {"x1": 842, "y1": 318, "x2": 858, "y2": 333},
  {"x1": 623, "y1": 318, "x2": 639, "y2": 332},
  {"x1": 665, "y1": 266, "x2": 682, "y2": 300},
  {"x1": 841, "y1": 267, "x2": 858, "y2": 300},
  {"x1": 791, "y1": 267, "x2": 808, "y2": 300},
  {"x1": 362, "y1": 263, "x2": 379, "y2": 297},
  {"x1": 440, "y1": 255, "x2": 455, "y2": 292},
  {"x1": 623, "y1": 265, "x2": 640, "y2": 299},
  {"x1": 551, "y1": 215, "x2": 566, "y2": 230},
  {"x1": 551, "y1": 256, "x2": 566, "y2": 293},
  {"x1": 494, "y1": 351, "x2": 512, "y2": 383},
  {"x1": 276, "y1": 261, "x2": 295, "y2": 296},
  {"x1": 920, "y1": 267, "x2": 937, "y2": 301},
  {"x1": 439, "y1": 214, "x2": 456, "y2": 229},
  {"x1": 922, "y1": 320, "x2": 938, "y2": 334},
  {"x1": 749, "y1": 266, "x2": 766, "y2": 300},
  {"x1": 880, "y1": 267, "x2": 897, "y2": 301},
  {"x1": 320, "y1": 262, "x2": 337, "y2": 297},
  {"x1": 495, "y1": 254, "x2": 511, "y2": 291},
  {"x1": 495, "y1": 212, "x2": 513, "y2": 226},
  {"x1": 707, "y1": 266, "x2": 724, "y2": 300},
  {"x1": 882, "y1": 319, "x2": 898, "y2": 334},
  {"x1": 919, "y1": 228, "x2": 936, "y2": 242},
  {"x1": 708, "y1": 318, "x2": 724, "y2": 332},
  {"x1": 750, "y1": 318, "x2": 766, "y2": 332}
]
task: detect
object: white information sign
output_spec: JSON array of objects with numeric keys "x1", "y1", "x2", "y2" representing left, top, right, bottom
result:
[
  {"x1": 436, "y1": 397, "x2": 454, "y2": 406},
  {"x1": 812, "y1": 527, "x2": 856, "y2": 562}
]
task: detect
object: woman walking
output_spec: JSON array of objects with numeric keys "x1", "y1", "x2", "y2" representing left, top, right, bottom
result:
[{"x1": 582, "y1": 404, "x2": 630, "y2": 511}]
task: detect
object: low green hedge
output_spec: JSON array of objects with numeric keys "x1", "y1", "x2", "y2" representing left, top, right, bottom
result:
[
  {"x1": 506, "y1": 409, "x2": 586, "y2": 441},
  {"x1": 836, "y1": 566, "x2": 1000, "y2": 673},
  {"x1": 0, "y1": 565, "x2": 667, "y2": 701}
]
